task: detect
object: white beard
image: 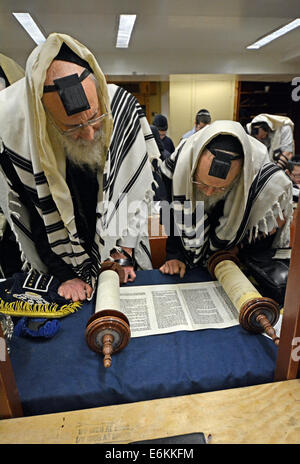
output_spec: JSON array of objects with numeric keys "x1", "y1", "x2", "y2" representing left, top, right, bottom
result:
[{"x1": 55, "y1": 127, "x2": 107, "y2": 171}]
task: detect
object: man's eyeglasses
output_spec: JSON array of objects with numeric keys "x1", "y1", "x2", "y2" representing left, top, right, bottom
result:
[
  {"x1": 191, "y1": 178, "x2": 228, "y2": 192},
  {"x1": 60, "y1": 112, "x2": 111, "y2": 136}
]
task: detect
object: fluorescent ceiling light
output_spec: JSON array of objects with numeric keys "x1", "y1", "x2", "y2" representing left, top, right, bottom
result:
[
  {"x1": 247, "y1": 18, "x2": 300, "y2": 49},
  {"x1": 116, "y1": 14, "x2": 136, "y2": 48},
  {"x1": 13, "y1": 12, "x2": 46, "y2": 45}
]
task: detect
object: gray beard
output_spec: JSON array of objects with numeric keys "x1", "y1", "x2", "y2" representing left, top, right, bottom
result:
[
  {"x1": 196, "y1": 189, "x2": 228, "y2": 212},
  {"x1": 55, "y1": 127, "x2": 107, "y2": 171}
]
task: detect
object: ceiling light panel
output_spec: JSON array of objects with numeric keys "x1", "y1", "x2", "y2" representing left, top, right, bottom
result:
[
  {"x1": 247, "y1": 18, "x2": 300, "y2": 49},
  {"x1": 116, "y1": 14, "x2": 137, "y2": 48},
  {"x1": 13, "y1": 12, "x2": 46, "y2": 45}
]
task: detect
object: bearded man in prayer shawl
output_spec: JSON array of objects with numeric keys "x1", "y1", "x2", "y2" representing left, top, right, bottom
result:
[
  {"x1": 246, "y1": 113, "x2": 295, "y2": 170},
  {"x1": 0, "y1": 33, "x2": 160, "y2": 303},
  {"x1": 159, "y1": 120, "x2": 293, "y2": 279}
]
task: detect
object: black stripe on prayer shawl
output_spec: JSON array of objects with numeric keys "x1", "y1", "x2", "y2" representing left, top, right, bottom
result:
[
  {"x1": 145, "y1": 133, "x2": 154, "y2": 141},
  {"x1": 105, "y1": 153, "x2": 149, "y2": 228},
  {"x1": 5, "y1": 146, "x2": 34, "y2": 174},
  {"x1": 181, "y1": 228, "x2": 211, "y2": 268},
  {"x1": 23, "y1": 186, "x2": 57, "y2": 215},
  {"x1": 102, "y1": 174, "x2": 107, "y2": 191},
  {"x1": 172, "y1": 198, "x2": 197, "y2": 240},
  {"x1": 58, "y1": 250, "x2": 88, "y2": 259},
  {"x1": 107, "y1": 88, "x2": 141, "y2": 194},
  {"x1": 163, "y1": 141, "x2": 186, "y2": 178},
  {"x1": 104, "y1": 87, "x2": 146, "y2": 197},
  {"x1": 90, "y1": 242, "x2": 101, "y2": 260},
  {"x1": 45, "y1": 220, "x2": 65, "y2": 234},
  {"x1": 124, "y1": 153, "x2": 149, "y2": 194},
  {"x1": 230, "y1": 162, "x2": 282, "y2": 246},
  {"x1": 136, "y1": 102, "x2": 146, "y2": 119},
  {"x1": 104, "y1": 89, "x2": 140, "y2": 192},
  {"x1": 254, "y1": 163, "x2": 282, "y2": 197},
  {"x1": 34, "y1": 171, "x2": 48, "y2": 185},
  {"x1": 173, "y1": 195, "x2": 188, "y2": 202},
  {"x1": 164, "y1": 156, "x2": 176, "y2": 173},
  {"x1": 38, "y1": 195, "x2": 57, "y2": 215},
  {"x1": 166, "y1": 192, "x2": 210, "y2": 265},
  {"x1": 140, "y1": 240, "x2": 152, "y2": 263},
  {"x1": 49, "y1": 237, "x2": 73, "y2": 248},
  {"x1": 110, "y1": 117, "x2": 141, "y2": 195},
  {"x1": 10, "y1": 215, "x2": 33, "y2": 240},
  {"x1": 3, "y1": 147, "x2": 49, "y2": 197},
  {"x1": 1, "y1": 149, "x2": 56, "y2": 215},
  {"x1": 210, "y1": 162, "x2": 282, "y2": 250}
]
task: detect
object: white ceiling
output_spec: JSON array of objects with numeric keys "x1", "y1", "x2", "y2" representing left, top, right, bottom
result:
[{"x1": 1, "y1": 0, "x2": 300, "y2": 80}]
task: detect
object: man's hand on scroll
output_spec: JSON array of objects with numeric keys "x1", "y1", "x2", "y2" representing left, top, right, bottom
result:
[
  {"x1": 58, "y1": 278, "x2": 93, "y2": 302},
  {"x1": 160, "y1": 259, "x2": 186, "y2": 278},
  {"x1": 110, "y1": 246, "x2": 136, "y2": 283}
]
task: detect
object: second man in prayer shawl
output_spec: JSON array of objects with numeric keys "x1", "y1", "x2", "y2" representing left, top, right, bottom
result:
[
  {"x1": 247, "y1": 113, "x2": 295, "y2": 169},
  {"x1": 0, "y1": 33, "x2": 160, "y2": 302},
  {"x1": 159, "y1": 120, "x2": 293, "y2": 278}
]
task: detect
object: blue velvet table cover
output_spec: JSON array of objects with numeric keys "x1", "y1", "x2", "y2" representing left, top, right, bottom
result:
[{"x1": 9, "y1": 268, "x2": 278, "y2": 416}]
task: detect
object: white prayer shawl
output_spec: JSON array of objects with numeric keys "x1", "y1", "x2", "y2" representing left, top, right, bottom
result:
[
  {"x1": 0, "y1": 53, "x2": 24, "y2": 87},
  {"x1": 0, "y1": 33, "x2": 160, "y2": 286},
  {"x1": 246, "y1": 114, "x2": 295, "y2": 160},
  {"x1": 160, "y1": 120, "x2": 293, "y2": 266},
  {"x1": 0, "y1": 54, "x2": 24, "y2": 233}
]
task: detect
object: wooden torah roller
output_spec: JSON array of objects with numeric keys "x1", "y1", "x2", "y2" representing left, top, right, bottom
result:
[
  {"x1": 85, "y1": 261, "x2": 131, "y2": 368},
  {"x1": 208, "y1": 250, "x2": 280, "y2": 345}
]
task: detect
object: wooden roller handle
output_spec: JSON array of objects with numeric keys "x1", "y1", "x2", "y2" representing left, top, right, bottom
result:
[
  {"x1": 102, "y1": 333, "x2": 114, "y2": 368},
  {"x1": 256, "y1": 314, "x2": 280, "y2": 346}
]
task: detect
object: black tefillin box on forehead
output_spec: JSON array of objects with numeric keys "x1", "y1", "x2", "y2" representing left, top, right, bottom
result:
[
  {"x1": 44, "y1": 68, "x2": 91, "y2": 116},
  {"x1": 43, "y1": 42, "x2": 94, "y2": 116},
  {"x1": 206, "y1": 135, "x2": 244, "y2": 180}
]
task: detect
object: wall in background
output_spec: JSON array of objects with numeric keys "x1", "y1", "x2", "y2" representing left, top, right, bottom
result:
[
  {"x1": 108, "y1": 76, "x2": 299, "y2": 154},
  {"x1": 169, "y1": 74, "x2": 237, "y2": 146}
]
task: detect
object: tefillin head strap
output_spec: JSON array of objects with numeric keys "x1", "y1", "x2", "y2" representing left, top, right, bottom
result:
[{"x1": 43, "y1": 68, "x2": 91, "y2": 116}]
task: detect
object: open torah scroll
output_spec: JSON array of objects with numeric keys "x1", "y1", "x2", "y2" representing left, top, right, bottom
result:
[{"x1": 119, "y1": 281, "x2": 239, "y2": 338}]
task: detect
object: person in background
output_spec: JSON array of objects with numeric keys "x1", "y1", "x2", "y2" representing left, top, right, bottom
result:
[
  {"x1": 246, "y1": 113, "x2": 294, "y2": 170},
  {"x1": 181, "y1": 108, "x2": 211, "y2": 140},
  {"x1": 150, "y1": 124, "x2": 170, "y2": 201},
  {"x1": 152, "y1": 114, "x2": 175, "y2": 154},
  {"x1": 286, "y1": 161, "x2": 300, "y2": 203}
]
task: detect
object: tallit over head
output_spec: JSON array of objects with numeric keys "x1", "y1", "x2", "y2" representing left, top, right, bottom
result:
[
  {"x1": 0, "y1": 33, "x2": 160, "y2": 285},
  {"x1": 161, "y1": 120, "x2": 293, "y2": 265},
  {"x1": 246, "y1": 113, "x2": 295, "y2": 159},
  {"x1": 246, "y1": 113, "x2": 294, "y2": 133}
]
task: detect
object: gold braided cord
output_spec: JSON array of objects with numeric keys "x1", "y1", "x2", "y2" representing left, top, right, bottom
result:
[{"x1": 0, "y1": 297, "x2": 82, "y2": 318}]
